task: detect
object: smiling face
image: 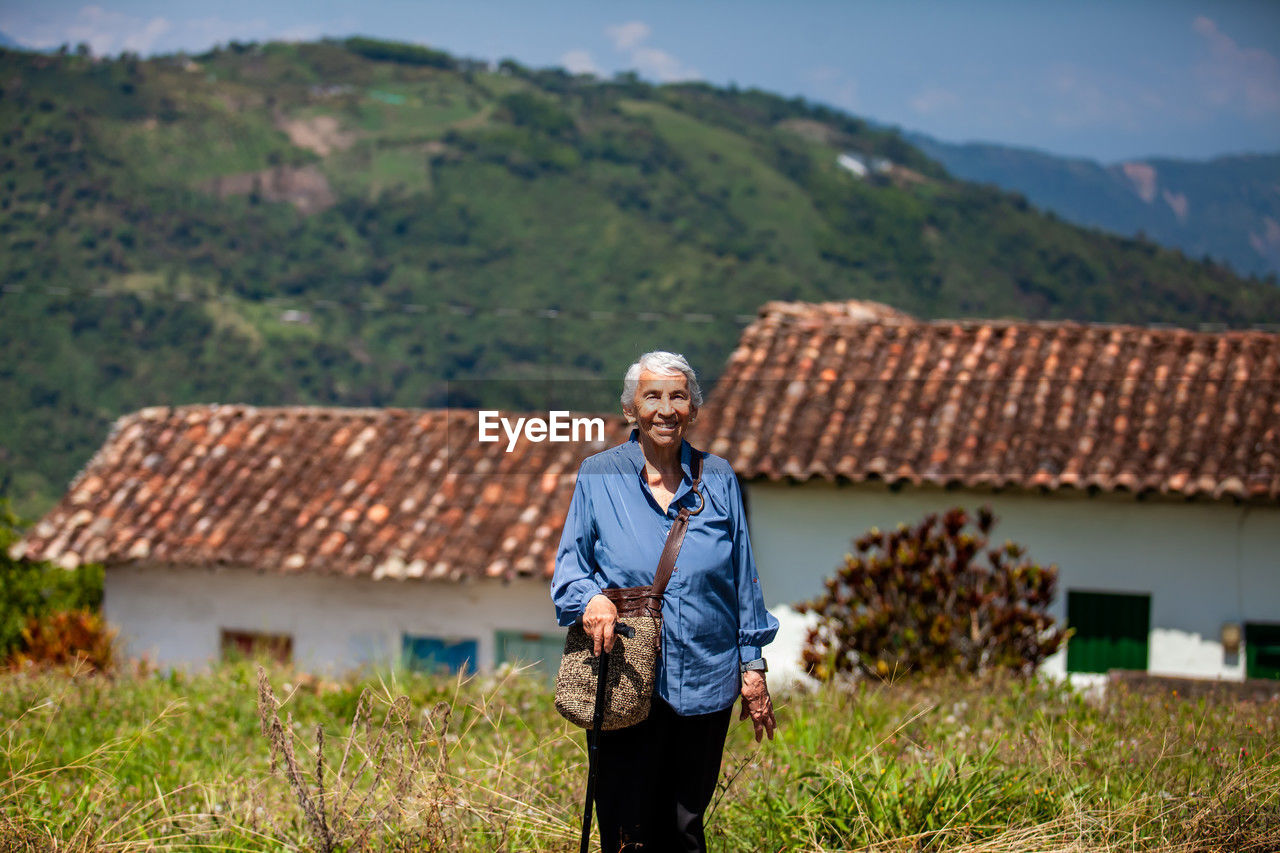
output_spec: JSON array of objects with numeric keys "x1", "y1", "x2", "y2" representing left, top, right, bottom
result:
[{"x1": 628, "y1": 368, "x2": 697, "y2": 454}]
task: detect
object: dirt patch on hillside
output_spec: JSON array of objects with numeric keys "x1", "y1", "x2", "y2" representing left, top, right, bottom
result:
[
  {"x1": 887, "y1": 164, "x2": 928, "y2": 187},
  {"x1": 1250, "y1": 216, "x2": 1280, "y2": 270},
  {"x1": 278, "y1": 114, "x2": 355, "y2": 157},
  {"x1": 203, "y1": 165, "x2": 335, "y2": 215},
  {"x1": 777, "y1": 118, "x2": 841, "y2": 145}
]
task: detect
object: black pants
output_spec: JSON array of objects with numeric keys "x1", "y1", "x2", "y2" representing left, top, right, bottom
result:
[{"x1": 591, "y1": 697, "x2": 733, "y2": 853}]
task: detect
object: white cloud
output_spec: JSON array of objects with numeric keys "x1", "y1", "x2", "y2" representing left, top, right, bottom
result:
[
  {"x1": 0, "y1": 5, "x2": 350, "y2": 57},
  {"x1": 909, "y1": 87, "x2": 959, "y2": 115},
  {"x1": 275, "y1": 24, "x2": 325, "y2": 43},
  {"x1": 560, "y1": 48, "x2": 599, "y2": 76},
  {"x1": 182, "y1": 15, "x2": 272, "y2": 48},
  {"x1": 121, "y1": 15, "x2": 171, "y2": 54},
  {"x1": 630, "y1": 45, "x2": 698, "y2": 82},
  {"x1": 809, "y1": 66, "x2": 858, "y2": 111},
  {"x1": 603, "y1": 19, "x2": 699, "y2": 83},
  {"x1": 1192, "y1": 16, "x2": 1280, "y2": 116},
  {"x1": 13, "y1": 5, "x2": 170, "y2": 55},
  {"x1": 1044, "y1": 62, "x2": 1144, "y2": 130},
  {"x1": 606, "y1": 20, "x2": 650, "y2": 52}
]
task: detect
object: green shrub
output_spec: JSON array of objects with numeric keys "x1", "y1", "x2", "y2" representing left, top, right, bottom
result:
[
  {"x1": 793, "y1": 743, "x2": 1061, "y2": 850},
  {"x1": 9, "y1": 608, "x2": 114, "y2": 672},
  {"x1": 342, "y1": 36, "x2": 455, "y2": 69},
  {"x1": 798, "y1": 507, "x2": 1067, "y2": 680},
  {"x1": 499, "y1": 91, "x2": 575, "y2": 137},
  {"x1": 0, "y1": 500, "x2": 105, "y2": 661}
]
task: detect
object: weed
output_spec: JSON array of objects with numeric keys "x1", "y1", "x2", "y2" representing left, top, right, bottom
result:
[
  {"x1": 0, "y1": 663, "x2": 1275, "y2": 851},
  {"x1": 255, "y1": 666, "x2": 455, "y2": 851}
]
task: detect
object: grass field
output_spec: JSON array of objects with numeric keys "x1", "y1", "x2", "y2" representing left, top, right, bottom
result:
[{"x1": 1, "y1": 661, "x2": 1277, "y2": 851}]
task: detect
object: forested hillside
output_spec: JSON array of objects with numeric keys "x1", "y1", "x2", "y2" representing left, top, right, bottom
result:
[{"x1": 3, "y1": 39, "x2": 1278, "y2": 516}]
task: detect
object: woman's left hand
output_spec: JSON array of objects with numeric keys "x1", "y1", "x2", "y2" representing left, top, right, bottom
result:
[{"x1": 739, "y1": 671, "x2": 776, "y2": 742}]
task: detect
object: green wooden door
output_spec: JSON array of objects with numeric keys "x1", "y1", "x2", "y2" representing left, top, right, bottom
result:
[
  {"x1": 496, "y1": 630, "x2": 564, "y2": 682},
  {"x1": 1245, "y1": 623, "x2": 1280, "y2": 680},
  {"x1": 1066, "y1": 591, "x2": 1150, "y2": 673}
]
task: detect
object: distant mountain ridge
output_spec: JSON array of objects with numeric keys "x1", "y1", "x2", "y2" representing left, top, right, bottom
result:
[{"x1": 907, "y1": 132, "x2": 1280, "y2": 278}]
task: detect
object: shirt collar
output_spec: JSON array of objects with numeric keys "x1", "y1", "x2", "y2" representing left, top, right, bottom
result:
[{"x1": 626, "y1": 428, "x2": 695, "y2": 502}]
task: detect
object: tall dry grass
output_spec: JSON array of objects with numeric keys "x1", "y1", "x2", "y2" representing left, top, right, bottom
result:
[
  {"x1": 254, "y1": 665, "x2": 455, "y2": 850},
  {"x1": 0, "y1": 660, "x2": 1275, "y2": 851}
]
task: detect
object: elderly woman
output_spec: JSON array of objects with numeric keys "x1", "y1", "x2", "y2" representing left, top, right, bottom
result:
[{"x1": 552, "y1": 350, "x2": 779, "y2": 853}]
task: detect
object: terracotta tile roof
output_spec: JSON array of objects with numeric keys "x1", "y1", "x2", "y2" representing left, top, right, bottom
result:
[
  {"x1": 13, "y1": 405, "x2": 630, "y2": 578},
  {"x1": 697, "y1": 301, "x2": 1280, "y2": 502}
]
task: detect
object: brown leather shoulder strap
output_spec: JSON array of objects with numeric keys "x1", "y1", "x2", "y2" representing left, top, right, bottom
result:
[{"x1": 650, "y1": 449, "x2": 703, "y2": 598}]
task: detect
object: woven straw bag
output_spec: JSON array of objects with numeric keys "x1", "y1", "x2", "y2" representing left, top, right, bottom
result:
[
  {"x1": 554, "y1": 453, "x2": 703, "y2": 731},
  {"x1": 555, "y1": 615, "x2": 662, "y2": 730}
]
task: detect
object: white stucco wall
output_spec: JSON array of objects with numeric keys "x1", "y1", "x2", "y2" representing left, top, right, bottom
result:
[
  {"x1": 103, "y1": 485, "x2": 1280, "y2": 684},
  {"x1": 105, "y1": 564, "x2": 561, "y2": 673},
  {"x1": 744, "y1": 482, "x2": 1280, "y2": 684}
]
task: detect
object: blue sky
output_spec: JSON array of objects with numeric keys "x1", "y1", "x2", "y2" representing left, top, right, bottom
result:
[{"x1": 2, "y1": 1, "x2": 1277, "y2": 163}]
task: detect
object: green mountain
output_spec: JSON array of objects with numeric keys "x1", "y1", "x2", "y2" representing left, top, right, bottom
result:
[
  {"x1": 907, "y1": 133, "x2": 1280, "y2": 279},
  {"x1": 2, "y1": 39, "x2": 1278, "y2": 517}
]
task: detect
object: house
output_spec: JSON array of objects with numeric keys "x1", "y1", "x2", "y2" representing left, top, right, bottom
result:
[
  {"x1": 697, "y1": 300, "x2": 1280, "y2": 685},
  {"x1": 836, "y1": 152, "x2": 894, "y2": 180},
  {"x1": 836, "y1": 153, "x2": 869, "y2": 178},
  {"x1": 14, "y1": 301, "x2": 1280, "y2": 686},
  {"x1": 11, "y1": 405, "x2": 630, "y2": 677}
]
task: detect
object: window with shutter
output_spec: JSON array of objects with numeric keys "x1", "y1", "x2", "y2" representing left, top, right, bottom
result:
[
  {"x1": 495, "y1": 630, "x2": 563, "y2": 683},
  {"x1": 1066, "y1": 590, "x2": 1150, "y2": 674},
  {"x1": 401, "y1": 634, "x2": 478, "y2": 675},
  {"x1": 220, "y1": 629, "x2": 293, "y2": 665},
  {"x1": 1245, "y1": 622, "x2": 1280, "y2": 680}
]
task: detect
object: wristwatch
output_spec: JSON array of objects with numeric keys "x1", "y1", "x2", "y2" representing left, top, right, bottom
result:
[{"x1": 739, "y1": 658, "x2": 768, "y2": 674}]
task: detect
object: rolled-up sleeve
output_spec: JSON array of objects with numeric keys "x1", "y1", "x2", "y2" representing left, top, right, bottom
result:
[
  {"x1": 729, "y1": 474, "x2": 779, "y2": 661},
  {"x1": 551, "y1": 472, "x2": 604, "y2": 627}
]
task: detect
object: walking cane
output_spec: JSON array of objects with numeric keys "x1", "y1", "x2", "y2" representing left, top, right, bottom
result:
[{"x1": 579, "y1": 622, "x2": 635, "y2": 853}]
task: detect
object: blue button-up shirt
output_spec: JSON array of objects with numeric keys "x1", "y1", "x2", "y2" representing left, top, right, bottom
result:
[{"x1": 552, "y1": 431, "x2": 779, "y2": 715}]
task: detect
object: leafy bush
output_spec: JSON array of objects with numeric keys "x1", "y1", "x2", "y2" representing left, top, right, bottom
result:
[
  {"x1": 8, "y1": 608, "x2": 114, "y2": 672},
  {"x1": 0, "y1": 500, "x2": 105, "y2": 662},
  {"x1": 342, "y1": 36, "x2": 455, "y2": 69},
  {"x1": 448, "y1": 125, "x2": 582, "y2": 177},
  {"x1": 499, "y1": 91, "x2": 575, "y2": 137},
  {"x1": 797, "y1": 507, "x2": 1067, "y2": 680}
]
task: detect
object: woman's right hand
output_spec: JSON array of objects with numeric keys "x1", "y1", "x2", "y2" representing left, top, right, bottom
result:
[{"x1": 583, "y1": 594, "x2": 619, "y2": 655}]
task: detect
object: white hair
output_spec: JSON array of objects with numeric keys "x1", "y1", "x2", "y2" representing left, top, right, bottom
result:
[{"x1": 621, "y1": 350, "x2": 704, "y2": 413}]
